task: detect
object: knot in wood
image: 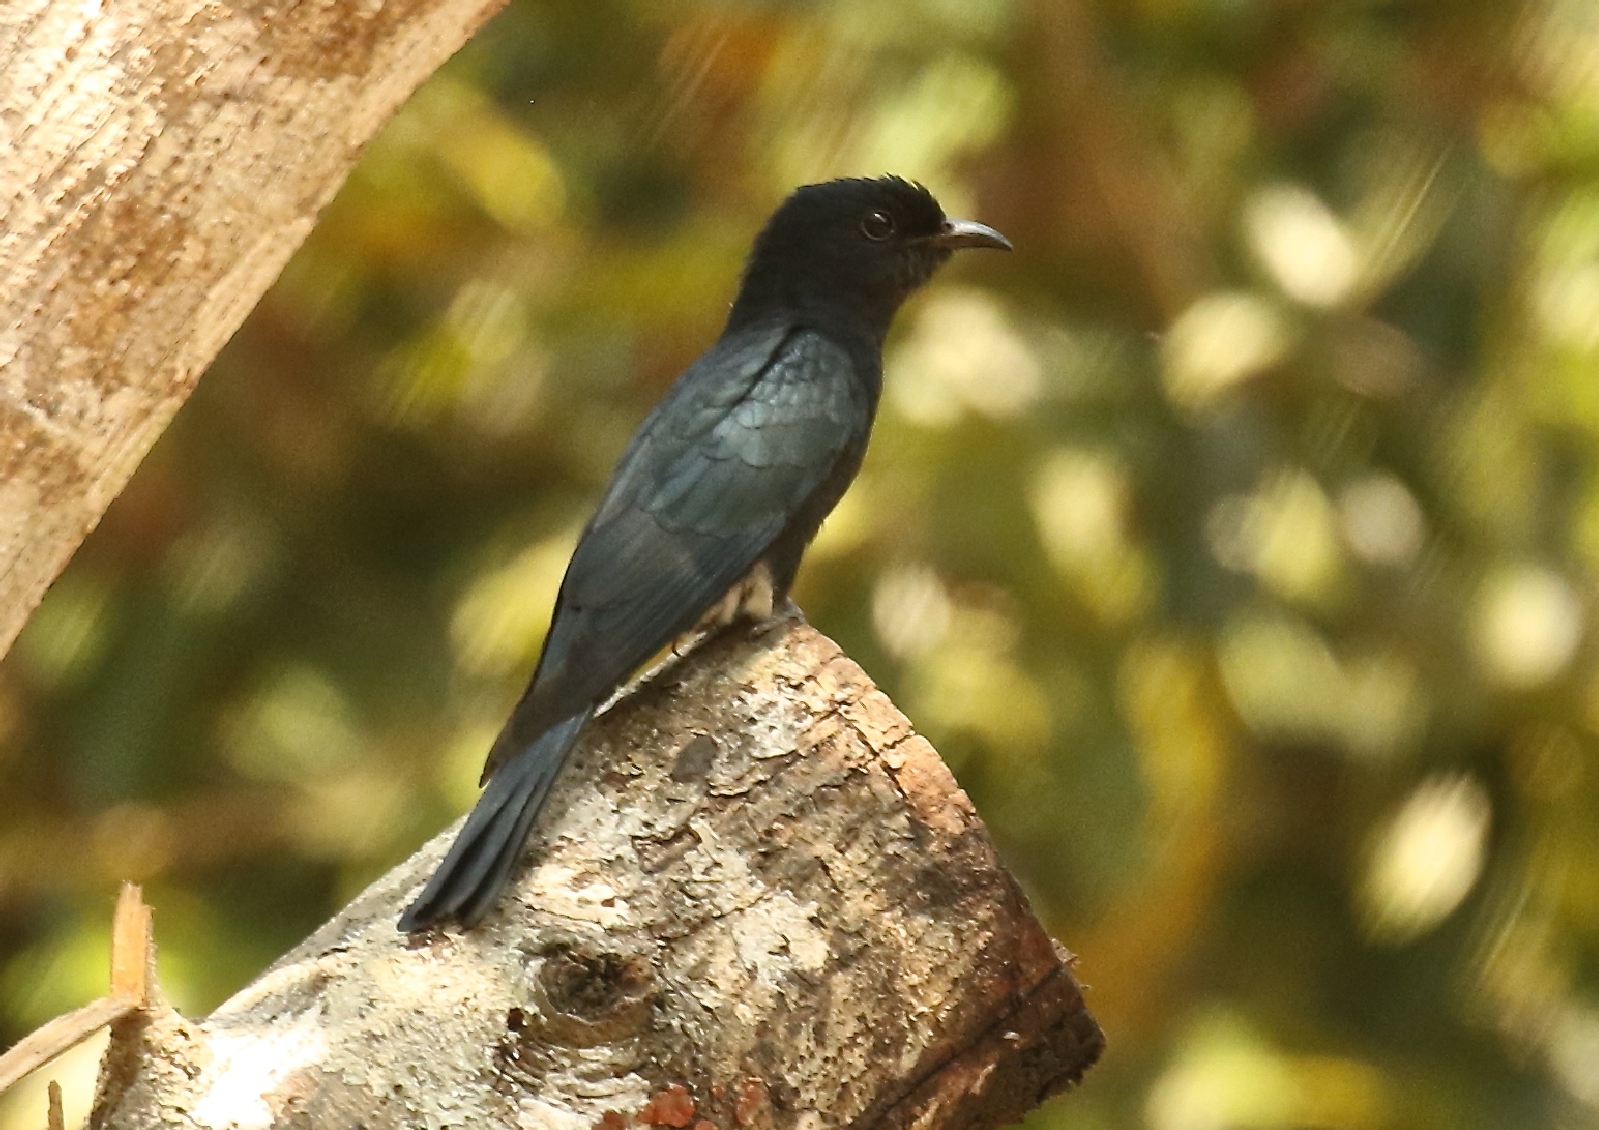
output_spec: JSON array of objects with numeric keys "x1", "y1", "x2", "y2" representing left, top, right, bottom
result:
[{"x1": 529, "y1": 937, "x2": 657, "y2": 1047}]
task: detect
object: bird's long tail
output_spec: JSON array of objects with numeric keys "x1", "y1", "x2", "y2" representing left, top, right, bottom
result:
[{"x1": 398, "y1": 709, "x2": 591, "y2": 932}]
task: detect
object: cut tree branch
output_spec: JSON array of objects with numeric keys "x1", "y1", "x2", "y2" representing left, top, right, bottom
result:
[
  {"x1": 87, "y1": 615, "x2": 1103, "y2": 1129},
  {"x1": 0, "y1": 0, "x2": 511, "y2": 660}
]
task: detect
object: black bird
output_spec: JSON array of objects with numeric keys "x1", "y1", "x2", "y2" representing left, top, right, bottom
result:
[{"x1": 399, "y1": 176, "x2": 1010, "y2": 931}]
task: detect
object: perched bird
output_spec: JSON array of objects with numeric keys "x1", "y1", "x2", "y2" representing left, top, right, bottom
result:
[{"x1": 399, "y1": 175, "x2": 1010, "y2": 932}]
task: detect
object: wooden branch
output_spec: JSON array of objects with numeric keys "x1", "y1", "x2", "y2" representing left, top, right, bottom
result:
[
  {"x1": 87, "y1": 617, "x2": 1103, "y2": 1129},
  {"x1": 0, "y1": 0, "x2": 510, "y2": 660}
]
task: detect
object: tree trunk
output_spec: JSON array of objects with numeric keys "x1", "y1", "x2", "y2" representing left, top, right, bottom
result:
[
  {"x1": 87, "y1": 614, "x2": 1104, "y2": 1129},
  {"x1": 0, "y1": 0, "x2": 510, "y2": 660}
]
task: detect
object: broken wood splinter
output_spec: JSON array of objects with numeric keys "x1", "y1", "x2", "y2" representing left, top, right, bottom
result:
[{"x1": 0, "y1": 883, "x2": 155, "y2": 1097}]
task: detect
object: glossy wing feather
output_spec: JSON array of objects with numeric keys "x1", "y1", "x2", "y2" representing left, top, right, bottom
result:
[{"x1": 480, "y1": 326, "x2": 869, "y2": 778}]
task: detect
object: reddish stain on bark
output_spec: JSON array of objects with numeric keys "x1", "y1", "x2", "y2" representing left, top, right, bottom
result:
[
  {"x1": 734, "y1": 1079, "x2": 769, "y2": 1126},
  {"x1": 639, "y1": 1083, "x2": 695, "y2": 1127}
]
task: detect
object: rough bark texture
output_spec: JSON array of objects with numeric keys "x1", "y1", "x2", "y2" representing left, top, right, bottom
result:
[
  {"x1": 88, "y1": 614, "x2": 1104, "y2": 1129},
  {"x1": 0, "y1": 0, "x2": 510, "y2": 660}
]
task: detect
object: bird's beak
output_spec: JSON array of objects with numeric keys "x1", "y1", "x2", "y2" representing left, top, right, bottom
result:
[{"x1": 931, "y1": 218, "x2": 1012, "y2": 252}]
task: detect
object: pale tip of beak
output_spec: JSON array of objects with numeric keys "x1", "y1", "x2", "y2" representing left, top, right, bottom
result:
[{"x1": 933, "y1": 218, "x2": 1012, "y2": 251}]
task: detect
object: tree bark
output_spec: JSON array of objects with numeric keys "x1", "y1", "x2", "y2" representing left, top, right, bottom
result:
[
  {"x1": 0, "y1": 0, "x2": 510, "y2": 660},
  {"x1": 87, "y1": 614, "x2": 1103, "y2": 1129}
]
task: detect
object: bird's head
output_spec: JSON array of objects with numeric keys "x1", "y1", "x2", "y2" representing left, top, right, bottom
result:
[{"x1": 729, "y1": 176, "x2": 1011, "y2": 340}]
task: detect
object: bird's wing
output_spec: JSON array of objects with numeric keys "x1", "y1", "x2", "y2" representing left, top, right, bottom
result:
[{"x1": 482, "y1": 326, "x2": 868, "y2": 776}]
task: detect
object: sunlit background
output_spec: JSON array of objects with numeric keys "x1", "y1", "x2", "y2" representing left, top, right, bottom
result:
[{"x1": 5, "y1": 0, "x2": 1599, "y2": 1126}]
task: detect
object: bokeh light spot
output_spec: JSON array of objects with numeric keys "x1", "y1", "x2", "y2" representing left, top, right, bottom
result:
[
  {"x1": 1245, "y1": 184, "x2": 1358, "y2": 308},
  {"x1": 887, "y1": 288, "x2": 1040, "y2": 426},
  {"x1": 1162, "y1": 291, "x2": 1294, "y2": 410},
  {"x1": 1360, "y1": 773, "x2": 1491, "y2": 944},
  {"x1": 1473, "y1": 565, "x2": 1584, "y2": 690}
]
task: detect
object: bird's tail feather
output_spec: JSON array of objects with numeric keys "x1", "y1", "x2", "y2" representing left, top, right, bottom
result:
[{"x1": 398, "y1": 709, "x2": 591, "y2": 932}]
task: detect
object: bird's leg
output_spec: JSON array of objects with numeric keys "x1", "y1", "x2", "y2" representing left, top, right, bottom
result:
[
  {"x1": 709, "y1": 584, "x2": 743, "y2": 629},
  {"x1": 738, "y1": 561, "x2": 775, "y2": 622},
  {"x1": 670, "y1": 562, "x2": 777, "y2": 656}
]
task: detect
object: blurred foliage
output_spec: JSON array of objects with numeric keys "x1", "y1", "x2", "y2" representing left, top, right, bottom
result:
[{"x1": 5, "y1": 0, "x2": 1599, "y2": 1126}]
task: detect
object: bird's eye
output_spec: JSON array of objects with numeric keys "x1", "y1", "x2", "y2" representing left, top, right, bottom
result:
[{"x1": 860, "y1": 210, "x2": 896, "y2": 241}]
